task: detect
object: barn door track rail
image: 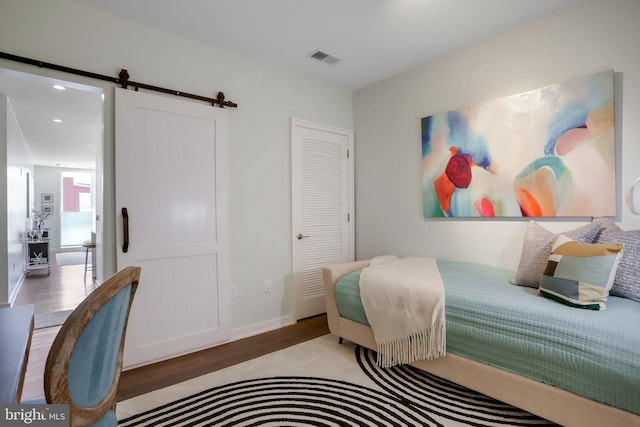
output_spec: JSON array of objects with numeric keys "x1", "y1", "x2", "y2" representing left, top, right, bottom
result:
[{"x1": 0, "y1": 51, "x2": 237, "y2": 108}]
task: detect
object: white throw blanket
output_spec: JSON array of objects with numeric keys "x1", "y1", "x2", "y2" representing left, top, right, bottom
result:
[{"x1": 360, "y1": 255, "x2": 446, "y2": 367}]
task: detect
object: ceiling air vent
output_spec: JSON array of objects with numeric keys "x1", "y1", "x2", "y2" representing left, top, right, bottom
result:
[{"x1": 309, "y1": 50, "x2": 341, "y2": 65}]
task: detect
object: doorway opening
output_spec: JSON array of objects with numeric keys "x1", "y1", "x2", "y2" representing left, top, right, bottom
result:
[{"x1": 1, "y1": 66, "x2": 104, "y2": 319}]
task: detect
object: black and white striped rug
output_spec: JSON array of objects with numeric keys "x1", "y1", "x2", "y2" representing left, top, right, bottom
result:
[
  {"x1": 356, "y1": 346, "x2": 555, "y2": 426},
  {"x1": 118, "y1": 341, "x2": 555, "y2": 427}
]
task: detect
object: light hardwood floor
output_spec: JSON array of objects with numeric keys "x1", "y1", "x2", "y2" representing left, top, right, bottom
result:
[
  {"x1": 15, "y1": 256, "x2": 330, "y2": 403},
  {"x1": 13, "y1": 251, "x2": 97, "y2": 401},
  {"x1": 14, "y1": 253, "x2": 95, "y2": 315}
]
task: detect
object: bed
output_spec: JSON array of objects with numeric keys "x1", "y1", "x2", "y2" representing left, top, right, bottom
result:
[{"x1": 323, "y1": 258, "x2": 640, "y2": 427}]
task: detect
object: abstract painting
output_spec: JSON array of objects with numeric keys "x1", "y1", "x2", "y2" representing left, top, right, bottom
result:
[{"x1": 421, "y1": 70, "x2": 615, "y2": 217}]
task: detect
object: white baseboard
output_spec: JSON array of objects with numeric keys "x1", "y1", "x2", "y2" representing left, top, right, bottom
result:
[
  {"x1": 231, "y1": 315, "x2": 295, "y2": 341},
  {"x1": 123, "y1": 315, "x2": 297, "y2": 371},
  {"x1": 7, "y1": 274, "x2": 26, "y2": 307}
]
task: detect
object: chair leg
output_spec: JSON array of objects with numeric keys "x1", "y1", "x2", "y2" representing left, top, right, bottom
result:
[{"x1": 84, "y1": 247, "x2": 89, "y2": 286}]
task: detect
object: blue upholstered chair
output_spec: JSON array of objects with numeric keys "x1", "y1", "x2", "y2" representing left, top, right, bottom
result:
[{"x1": 38, "y1": 266, "x2": 140, "y2": 427}]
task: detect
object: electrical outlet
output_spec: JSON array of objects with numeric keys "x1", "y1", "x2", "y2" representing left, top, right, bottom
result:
[
  {"x1": 264, "y1": 279, "x2": 272, "y2": 293},
  {"x1": 231, "y1": 285, "x2": 237, "y2": 298}
]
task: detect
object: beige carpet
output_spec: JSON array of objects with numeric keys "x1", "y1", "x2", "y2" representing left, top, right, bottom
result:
[
  {"x1": 117, "y1": 335, "x2": 368, "y2": 419},
  {"x1": 55, "y1": 251, "x2": 88, "y2": 266},
  {"x1": 34, "y1": 309, "x2": 73, "y2": 329},
  {"x1": 116, "y1": 335, "x2": 555, "y2": 426}
]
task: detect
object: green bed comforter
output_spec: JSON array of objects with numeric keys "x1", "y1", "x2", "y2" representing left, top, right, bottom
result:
[{"x1": 334, "y1": 260, "x2": 640, "y2": 415}]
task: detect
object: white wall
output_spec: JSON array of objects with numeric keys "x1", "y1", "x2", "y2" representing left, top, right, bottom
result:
[
  {"x1": 31, "y1": 166, "x2": 59, "y2": 250},
  {"x1": 0, "y1": 0, "x2": 353, "y2": 331},
  {"x1": 353, "y1": 0, "x2": 640, "y2": 270},
  {"x1": 3, "y1": 97, "x2": 32, "y2": 306},
  {"x1": 0, "y1": 96, "x2": 8, "y2": 306}
]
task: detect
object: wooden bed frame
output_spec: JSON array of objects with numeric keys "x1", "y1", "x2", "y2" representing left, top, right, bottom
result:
[{"x1": 323, "y1": 259, "x2": 640, "y2": 427}]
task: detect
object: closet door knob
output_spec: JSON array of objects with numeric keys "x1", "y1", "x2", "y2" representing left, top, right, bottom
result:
[{"x1": 297, "y1": 233, "x2": 310, "y2": 240}]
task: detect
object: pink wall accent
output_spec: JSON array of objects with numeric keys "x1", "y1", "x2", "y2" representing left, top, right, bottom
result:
[{"x1": 62, "y1": 177, "x2": 90, "y2": 212}]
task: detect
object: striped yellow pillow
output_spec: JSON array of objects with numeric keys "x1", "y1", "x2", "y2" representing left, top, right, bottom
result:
[{"x1": 539, "y1": 235, "x2": 623, "y2": 310}]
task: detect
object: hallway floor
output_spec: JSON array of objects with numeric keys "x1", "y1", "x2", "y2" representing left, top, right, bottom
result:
[
  {"x1": 15, "y1": 253, "x2": 98, "y2": 401},
  {"x1": 14, "y1": 252, "x2": 96, "y2": 315}
]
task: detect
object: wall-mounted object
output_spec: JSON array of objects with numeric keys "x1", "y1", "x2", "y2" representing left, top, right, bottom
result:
[
  {"x1": 627, "y1": 177, "x2": 640, "y2": 216},
  {"x1": 421, "y1": 70, "x2": 615, "y2": 218},
  {"x1": 41, "y1": 193, "x2": 53, "y2": 203},
  {"x1": 26, "y1": 172, "x2": 30, "y2": 218}
]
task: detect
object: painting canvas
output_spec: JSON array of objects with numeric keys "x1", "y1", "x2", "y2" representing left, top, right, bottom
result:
[{"x1": 421, "y1": 70, "x2": 615, "y2": 217}]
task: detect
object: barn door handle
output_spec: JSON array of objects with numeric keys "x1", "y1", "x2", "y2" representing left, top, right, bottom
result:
[
  {"x1": 122, "y1": 207, "x2": 129, "y2": 253},
  {"x1": 297, "y1": 233, "x2": 310, "y2": 240}
]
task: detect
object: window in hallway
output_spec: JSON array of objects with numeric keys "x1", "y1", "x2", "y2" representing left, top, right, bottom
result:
[{"x1": 60, "y1": 171, "x2": 94, "y2": 247}]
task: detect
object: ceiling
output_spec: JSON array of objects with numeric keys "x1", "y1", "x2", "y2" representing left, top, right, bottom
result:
[
  {"x1": 2, "y1": 0, "x2": 585, "y2": 169},
  {"x1": 83, "y1": 0, "x2": 586, "y2": 90},
  {"x1": 0, "y1": 68, "x2": 102, "y2": 169}
]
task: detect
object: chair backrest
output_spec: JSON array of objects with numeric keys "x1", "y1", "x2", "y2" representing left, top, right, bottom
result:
[{"x1": 44, "y1": 266, "x2": 141, "y2": 427}]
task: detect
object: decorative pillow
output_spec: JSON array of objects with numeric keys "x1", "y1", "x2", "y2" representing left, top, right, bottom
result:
[
  {"x1": 539, "y1": 235, "x2": 623, "y2": 310},
  {"x1": 595, "y1": 228, "x2": 640, "y2": 302},
  {"x1": 512, "y1": 221, "x2": 602, "y2": 288},
  {"x1": 591, "y1": 217, "x2": 621, "y2": 233}
]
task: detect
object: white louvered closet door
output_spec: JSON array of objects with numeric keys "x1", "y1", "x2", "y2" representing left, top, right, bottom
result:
[{"x1": 292, "y1": 119, "x2": 354, "y2": 320}]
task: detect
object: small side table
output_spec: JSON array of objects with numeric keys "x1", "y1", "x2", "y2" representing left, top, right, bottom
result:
[{"x1": 25, "y1": 239, "x2": 50, "y2": 276}]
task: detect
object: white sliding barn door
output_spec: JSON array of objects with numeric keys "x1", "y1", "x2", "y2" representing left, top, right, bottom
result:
[
  {"x1": 115, "y1": 88, "x2": 230, "y2": 368},
  {"x1": 292, "y1": 119, "x2": 354, "y2": 320}
]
